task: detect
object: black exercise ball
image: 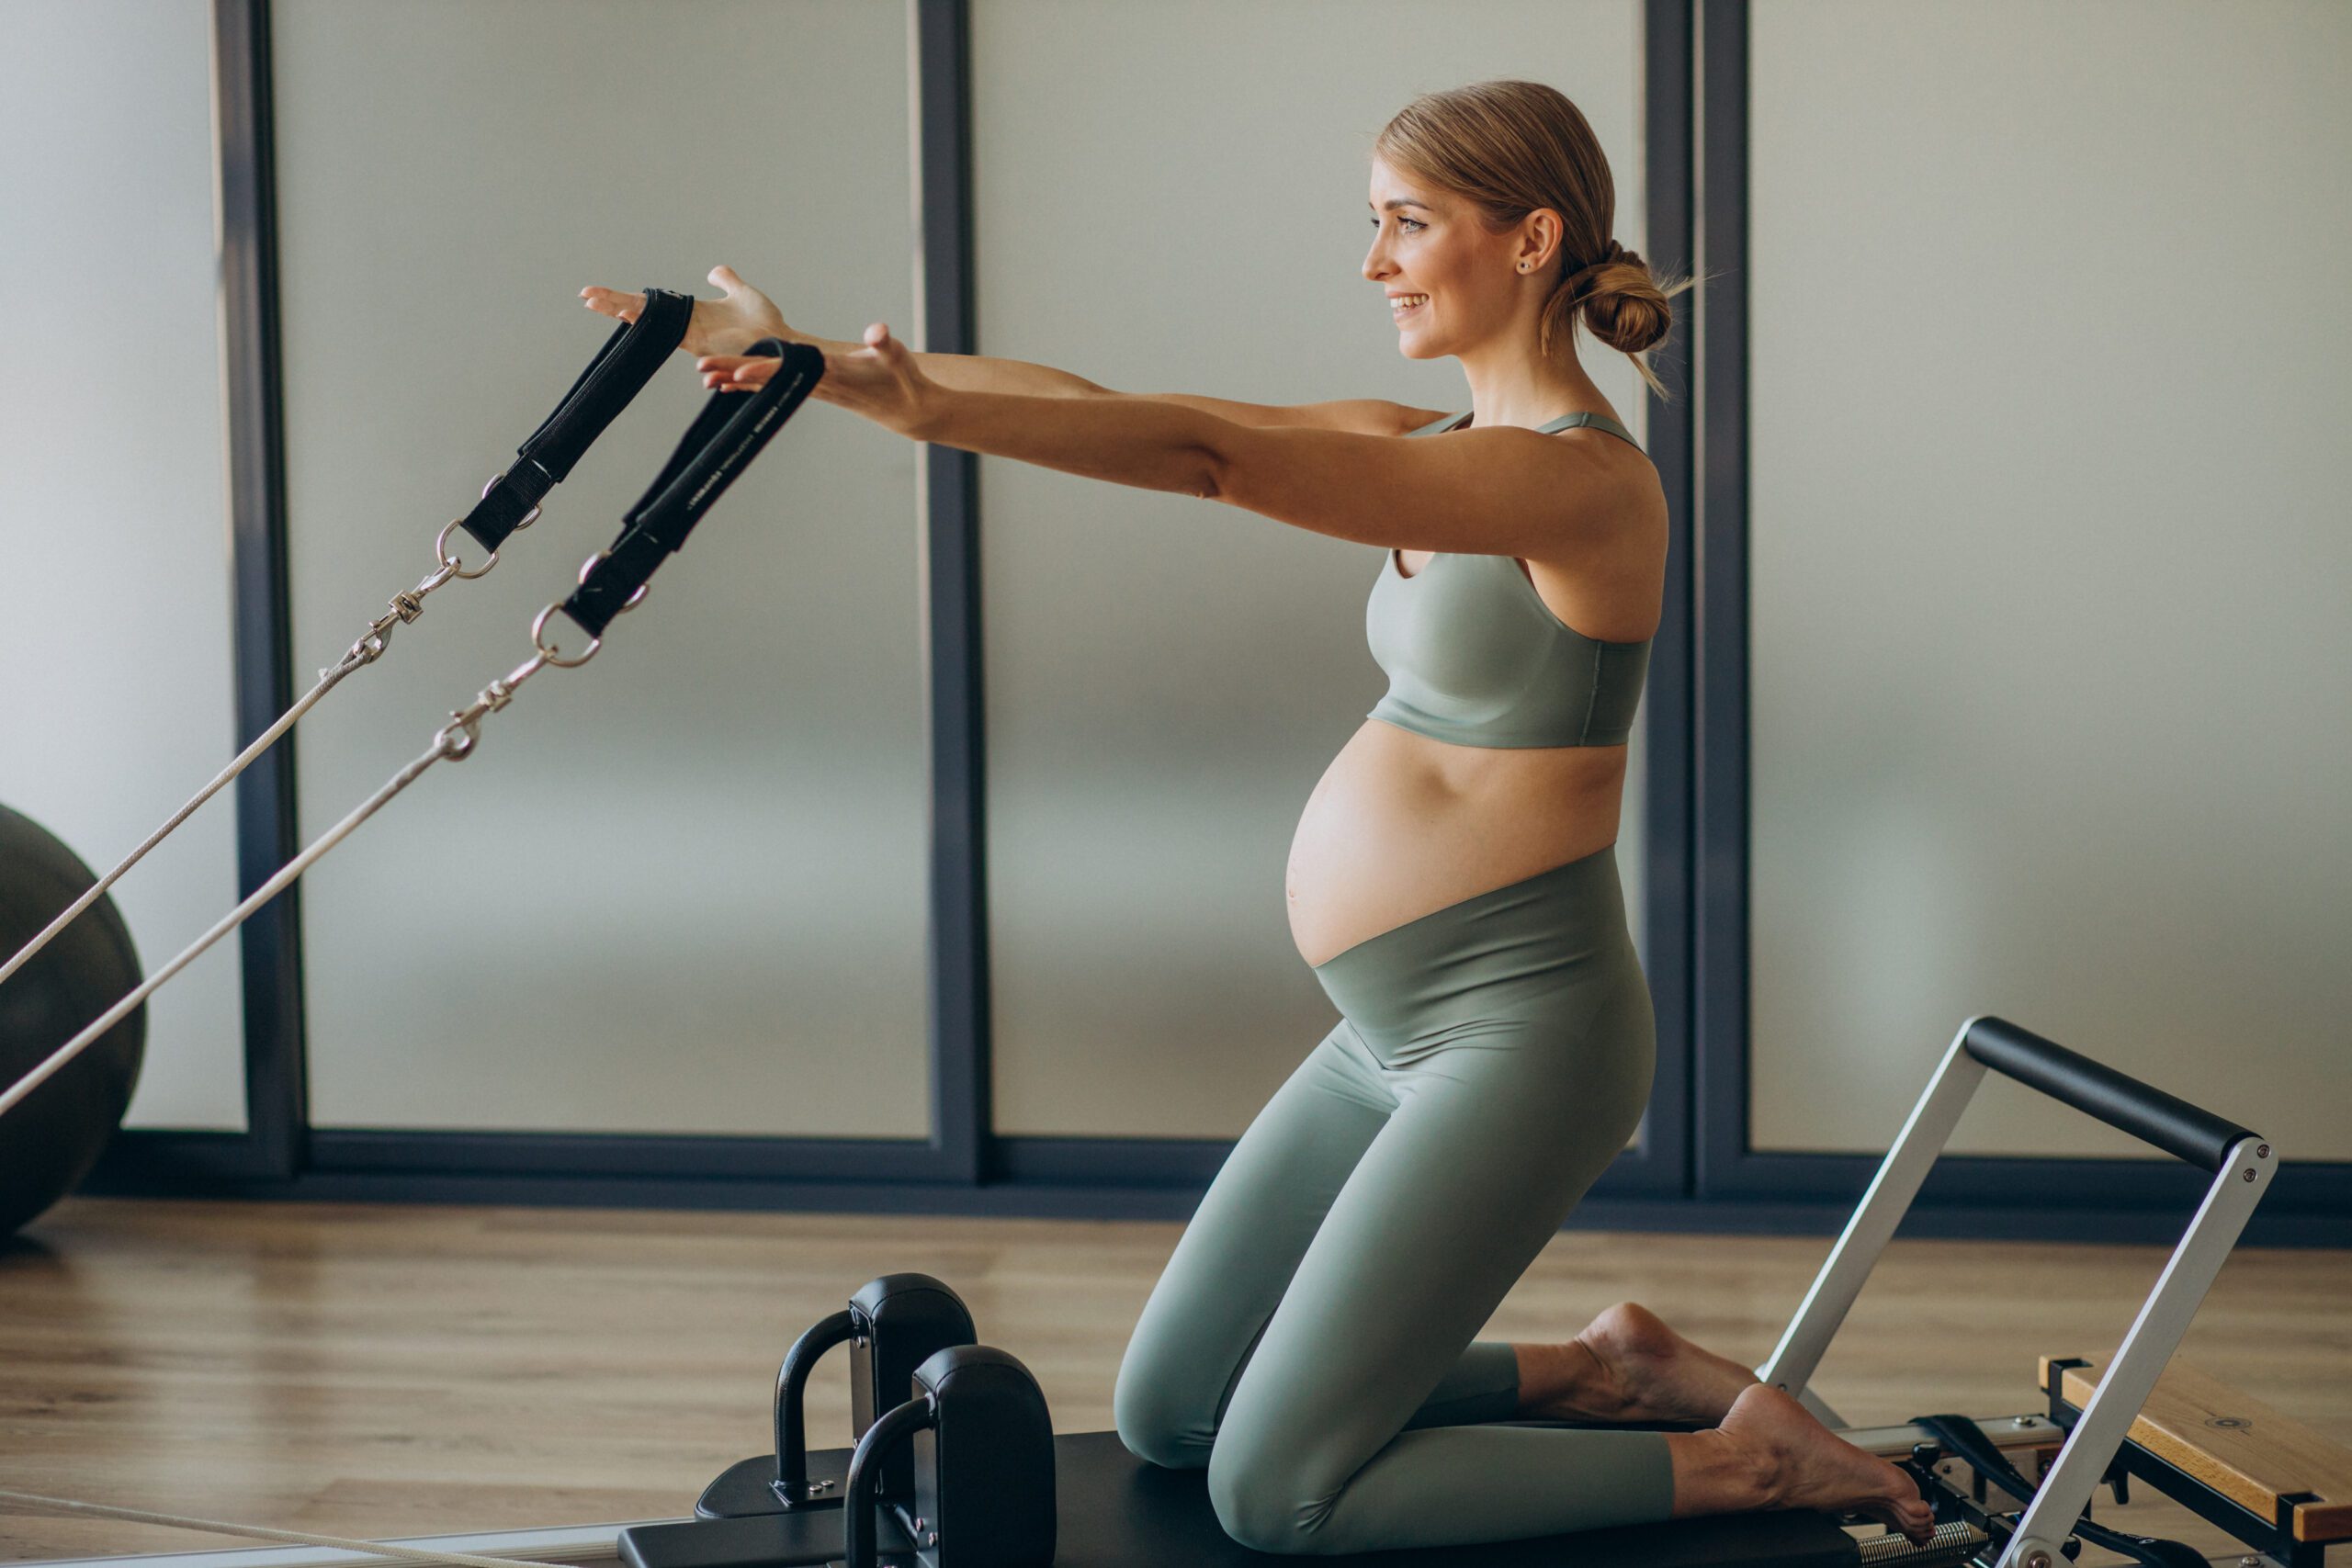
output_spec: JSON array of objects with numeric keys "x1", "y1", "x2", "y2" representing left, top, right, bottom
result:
[{"x1": 0, "y1": 803, "x2": 145, "y2": 1235}]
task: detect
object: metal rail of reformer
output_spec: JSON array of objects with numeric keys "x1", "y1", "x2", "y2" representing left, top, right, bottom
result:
[{"x1": 1756, "y1": 1014, "x2": 2276, "y2": 1568}]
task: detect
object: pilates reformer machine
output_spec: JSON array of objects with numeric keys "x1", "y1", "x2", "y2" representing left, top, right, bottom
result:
[
  {"x1": 4, "y1": 306, "x2": 2343, "y2": 1568},
  {"x1": 615, "y1": 1018, "x2": 2346, "y2": 1568}
]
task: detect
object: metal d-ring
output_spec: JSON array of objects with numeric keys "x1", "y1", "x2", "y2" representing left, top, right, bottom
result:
[
  {"x1": 435, "y1": 517, "x2": 498, "y2": 581},
  {"x1": 576, "y1": 547, "x2": 650, "y2": 615},
  {"x1": 481, "y1": 471, "x2": 543, "y2": 533},
  {"x1": 530, "y1": 602, "x2": 601, "y2": 668}
]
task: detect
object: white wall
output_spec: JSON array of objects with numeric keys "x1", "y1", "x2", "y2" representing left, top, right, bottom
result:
[
  {"x1": 0, "y1": 0, "x2": 247, "y2": 1130},
  {"x1": 1747, "y1": 0, "x2": 2352, "y2": 1158},
  {"x1": 275, "y1": 0, "x2": 930, "y2": 1136}
]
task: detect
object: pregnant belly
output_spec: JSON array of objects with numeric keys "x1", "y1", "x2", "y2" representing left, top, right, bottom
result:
[{"x1": 1285, "y1": 719, "x2": 1629, "y2": 968}]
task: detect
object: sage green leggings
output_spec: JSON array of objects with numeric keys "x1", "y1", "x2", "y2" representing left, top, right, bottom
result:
[{"x1": 1112, "y1": 843, "x2": 1673, "y2": 1556}]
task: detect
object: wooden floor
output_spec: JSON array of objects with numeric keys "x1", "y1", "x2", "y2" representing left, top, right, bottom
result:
[{"x1": 2, "y1": 1197, "x2": 2346, "y2": 1565}]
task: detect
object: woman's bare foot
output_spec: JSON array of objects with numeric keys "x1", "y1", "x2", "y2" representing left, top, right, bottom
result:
[
  {"x1": 1520, "y1": 1302, "x2": 1762, "y2": 1425},
  {"x1": 578, "y1": 265, "x2": 789, "y2": 357},
  {"x1": 1706, "y1": 1384, "x2": 1934, "y2": 1545}
]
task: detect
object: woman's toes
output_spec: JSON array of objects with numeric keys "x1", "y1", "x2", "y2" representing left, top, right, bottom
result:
[{"x1": 1722, "y1": 1386, "x2": 1933, "y2": 1544}]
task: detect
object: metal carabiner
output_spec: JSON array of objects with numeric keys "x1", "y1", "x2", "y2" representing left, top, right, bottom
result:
[
  {"x1": 529, "y1": 602, "x2": 601, "y2": 669},
  {"x1": 433, "y1": 714, "x2": 480, "y2": 761},
  {"x1": 435, "y1": 517, "x2": 499, "y2": 581}
]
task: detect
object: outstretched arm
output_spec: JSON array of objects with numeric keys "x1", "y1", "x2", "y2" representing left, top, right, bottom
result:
[
  {"x1": 655, "y1": 271, "x2": 1434, "y2": 435},
  {"x1": 738, "y1": 321, "x2": 1223, "y2": 498},
  {"x1": 736, "y1": 321, "x2": 1638, "y2": 560},
  {"x1": 582, "y1": 265, "x2": 1106, "y2": 400}
]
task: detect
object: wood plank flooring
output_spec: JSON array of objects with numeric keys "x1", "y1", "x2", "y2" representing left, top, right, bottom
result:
[{"x1": 2, "y1": 1198, "x2": 2346, "y2": 1564}]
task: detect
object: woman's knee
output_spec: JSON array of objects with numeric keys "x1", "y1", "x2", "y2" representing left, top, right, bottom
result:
[
  {"x1": 1112, "y1": 1348, "x2": 1208, "y2": 1470},
  {"x1": 1205, "y1": 1424, "x2": 1348, "y2": 1556}
]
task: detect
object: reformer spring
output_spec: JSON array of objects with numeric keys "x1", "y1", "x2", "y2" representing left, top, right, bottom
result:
[
  {"x1": 0, "y1": 336, "x2": 821, "y2": 1124},
  {"x1": 0, "y1": 288, "x2": 694, "y2": 998}
]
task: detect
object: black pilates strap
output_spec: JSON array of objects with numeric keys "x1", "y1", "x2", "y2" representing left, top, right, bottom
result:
[
  {"x1": 561, "y1": 337, "x2": 823, "y2": 637},
  {"x1": 1911, "y1": 1415, "x2": 2207, "y2": 1568},
  {"x1": 456, "y1": 287, "x2": 696, "y2": 553}
]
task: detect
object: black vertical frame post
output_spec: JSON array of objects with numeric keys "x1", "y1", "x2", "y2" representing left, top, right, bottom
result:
[
  {"x1": 1690, "y1": 0, "x2": 1748, "y2": 1198},
  {"x1": 912, "y1": 0, "x2": 990, "y2": 1186},
  {"x1": 1635, "y1": 0, "x2": 1698, "y2": 1198},
  {"x1": 214, "y1": 0, "x2": 308, "y2": 1179}
]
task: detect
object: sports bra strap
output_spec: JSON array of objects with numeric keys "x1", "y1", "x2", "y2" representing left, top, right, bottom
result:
[
  {"x1": 1533, "y1": 410, "x2": 1639, "y2": 447},
  {"x1": 1408, "y1": 408, "x2": 1642, "y2": 451}
]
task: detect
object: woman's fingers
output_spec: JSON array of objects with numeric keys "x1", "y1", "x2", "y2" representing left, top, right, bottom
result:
[
  {"x1": 695, "y1": 354, "x2": 780, "y2": 391},
  {"x1": 579, "y1": 285, "x2": 642, "y2": 323},
  {"x1": 707, "y1": 263, "x2": 783, "y2": 321}
]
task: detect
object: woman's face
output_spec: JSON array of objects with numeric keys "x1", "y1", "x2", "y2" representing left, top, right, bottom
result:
[{"x1": 1363, "y1": 155, "x2": 1518, "y2": 360}]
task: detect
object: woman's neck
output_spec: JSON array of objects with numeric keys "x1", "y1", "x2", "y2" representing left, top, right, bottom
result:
[{"x1": 1455, "y1": 343, "x2": 1603, "y2": 430}]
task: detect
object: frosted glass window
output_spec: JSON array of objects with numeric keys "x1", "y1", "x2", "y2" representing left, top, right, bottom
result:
[
  {"x1": 978, "y1": 0, "x2": 1651, "y2": 1138},
  {"x1": 0, "y1": 0, "x2": 246, "y2": 1131},
  {"x1": 277, "y1": 1, "x2": 928, "y2": 1136},
  {"x1": 1747, "y1": 1, "x2": 2352, "y2": 1158}
]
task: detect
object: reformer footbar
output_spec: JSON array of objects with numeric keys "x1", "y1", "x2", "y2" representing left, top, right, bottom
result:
[
  {"x1": 0, "y1": 288, "x2": 693, "y2": 1001},
  {"x1": 0, "y1": 337, "x2": 820, "y2": 1127},
  {"x1": 624, "y1": 1017, "x2": 2298, "y2": 1568},
  {"x1": 1757, "y1": 1017, "x2": 2278, "y2": 1568}
]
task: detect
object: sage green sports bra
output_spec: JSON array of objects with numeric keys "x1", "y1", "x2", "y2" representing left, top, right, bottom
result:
[{"x1": 1365, "y1": 409, "x2": 1652, "y2": 749}]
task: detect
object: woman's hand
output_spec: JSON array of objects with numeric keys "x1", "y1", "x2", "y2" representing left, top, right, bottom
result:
[
  {"x1": 699, "y1": 321, "x2": 942, "y2": 441},
  {"x1": 579, "y1": 264, "x2": 788, "y2": 356}
]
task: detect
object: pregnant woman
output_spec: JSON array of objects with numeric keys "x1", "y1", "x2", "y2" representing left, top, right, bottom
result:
[{"x1": 590, "y1": 76, "x2": 1930, "y2": 1559}]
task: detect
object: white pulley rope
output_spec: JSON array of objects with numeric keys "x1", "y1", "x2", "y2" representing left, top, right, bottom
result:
[{"x1": 0, "y1": 1487, "x2": 572, "y2": 1568}]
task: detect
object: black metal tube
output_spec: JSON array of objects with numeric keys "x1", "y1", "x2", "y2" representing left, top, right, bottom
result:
[
  {"x1": 1962, "y1": 1018, "x2": 2256, "y2": 1174},
  {"x1": 842, "y1": 1395, "x2": 933, "y2": 1568},
  {"x1": 773, "y1": 1309, "x2": 854, "y2": 1503},
  {"x1": 213, "y1": 0, "x2": 309, "y2": 1181}
]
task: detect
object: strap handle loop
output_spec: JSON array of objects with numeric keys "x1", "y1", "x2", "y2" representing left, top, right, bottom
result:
[
  {"x1": 457, "y1": 286, "x2": 695, "y2": 552},
  {"x1": 561, "y1": 337, "x2": 823, "y2": 637}
]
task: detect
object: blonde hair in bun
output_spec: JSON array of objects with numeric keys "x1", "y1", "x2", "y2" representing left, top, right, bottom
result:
[{"x1": 1377, "y1": 79, "x2": 1693, "y2": 398}]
